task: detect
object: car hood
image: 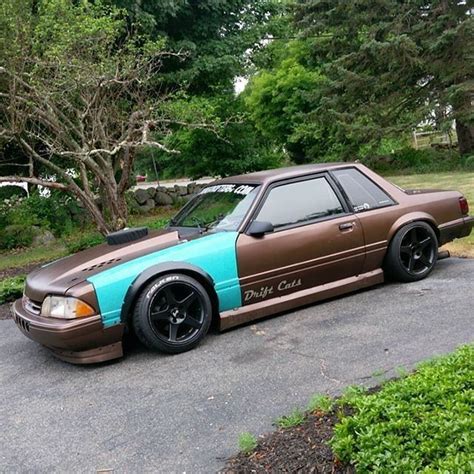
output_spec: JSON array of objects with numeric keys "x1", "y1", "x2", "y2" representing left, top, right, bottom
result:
[{"x1": 25, "y1": 229, "x2": 182, "y2": 302}]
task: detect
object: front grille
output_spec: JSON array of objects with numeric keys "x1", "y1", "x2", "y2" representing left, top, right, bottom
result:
[
  {"x1": 23, "y1": 296, "x2": 41, "y2": 315},
  {"x1": 16, "y1": 316, "x2": 30, "y2": 332}
]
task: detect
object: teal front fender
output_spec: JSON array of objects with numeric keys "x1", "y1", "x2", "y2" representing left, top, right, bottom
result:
[{"x1": 87, "y1": 232, "x2": 241, "y2": 328}]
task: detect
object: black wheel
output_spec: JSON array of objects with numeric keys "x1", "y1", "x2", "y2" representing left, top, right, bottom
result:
[
  {"x1": 132, "y1": 274, "x2": 212, "y2": 354},
  {"x1": 385, "y1": 222, "x2": 438, "y2": 282}
]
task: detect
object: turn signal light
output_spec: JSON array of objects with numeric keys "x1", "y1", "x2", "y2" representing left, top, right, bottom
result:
[{"x1": 459, "y1": 197, "x2": 469, "y2": 215}]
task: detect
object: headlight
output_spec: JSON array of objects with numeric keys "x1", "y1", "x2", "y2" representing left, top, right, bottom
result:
[{"x1": 41, "y1": 296, "x2": 96, "y2": 319}]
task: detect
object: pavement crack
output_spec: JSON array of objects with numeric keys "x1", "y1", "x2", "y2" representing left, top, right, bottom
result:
[{"x1": 318, "y1": 358, "x2": 343, "y2": 386}]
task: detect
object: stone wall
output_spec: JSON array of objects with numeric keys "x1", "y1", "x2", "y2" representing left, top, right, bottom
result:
[{"x1": 130, "y1": 183, "x2": 207, "y2": 214}]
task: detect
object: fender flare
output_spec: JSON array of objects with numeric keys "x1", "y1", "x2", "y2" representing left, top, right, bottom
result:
[
  {"x1": 120, "y1": 262, "x2": 216, "y2": 323},
  {"x1": 387, "y1": 211, "x2": 439, "y2": 243}
]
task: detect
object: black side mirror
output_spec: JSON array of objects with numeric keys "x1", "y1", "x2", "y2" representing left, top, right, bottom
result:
[{"x1": 247, "y1": 220, "x2": 274, "y2": 237}]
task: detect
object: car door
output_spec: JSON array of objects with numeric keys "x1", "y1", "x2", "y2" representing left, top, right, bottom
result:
[{"x1": 236, "y1": 174, "x2": 365, "y2": 306}]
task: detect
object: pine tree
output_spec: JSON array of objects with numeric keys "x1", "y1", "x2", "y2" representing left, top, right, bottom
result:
[{"x1": 295, "y1": 0, "x2": 474, "y2": 154}]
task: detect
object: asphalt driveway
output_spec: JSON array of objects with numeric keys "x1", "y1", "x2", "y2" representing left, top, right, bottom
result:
[{"x1": 1, "y1": 258, "x2": 473, "y2": 472}]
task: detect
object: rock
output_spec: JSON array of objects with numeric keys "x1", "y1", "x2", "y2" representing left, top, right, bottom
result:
[
  {"x1": 187, "y1": 182, "x2": 196, "y2": 194},
  {"x1": 134, "y1": 188, "x2": 149, "y2": 205},
  {"x1": 32, "y1": 228, "x2": 56, "y2": 247},
  {"x1": 178, "y1": 185, "x2": 188, "y2": 196},
  {"x1": 137, "y1": 199, "x2": 155, "y2": 214},
  {"x1": 155, "y1": 191, "x2": 174, "y2": 205},
  {"x1": 146, "y1": 187, "x2": 156, "y2": 198}
]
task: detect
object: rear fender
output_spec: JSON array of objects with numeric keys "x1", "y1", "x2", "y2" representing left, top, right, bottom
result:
[{"x1": 387, "y1": 212, "x2": 439, "y2": 244}]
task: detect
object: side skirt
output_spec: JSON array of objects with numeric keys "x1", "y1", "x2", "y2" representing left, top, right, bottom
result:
[{"x1": 219, "y1": 269, "x2": 384, "y2": 331}]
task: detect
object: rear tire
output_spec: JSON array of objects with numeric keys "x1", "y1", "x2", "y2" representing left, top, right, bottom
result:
[
  {"x1": 133, "y1": 273, "x2": 212, "y2": 354},
  {"x1": 385, "y1": 222, "x2": 438, "y2": 282}
]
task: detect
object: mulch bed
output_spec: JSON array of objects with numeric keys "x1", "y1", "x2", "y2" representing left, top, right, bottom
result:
[
  {"x1": 221, "y1": 409, "x2": 355, "y2": 474},
  {"x1": 0, "y1": 262, "x2": 41, "y2": 280},
  {"x1": 0, "y1": 303, "x2": 13, "y2": 320}
]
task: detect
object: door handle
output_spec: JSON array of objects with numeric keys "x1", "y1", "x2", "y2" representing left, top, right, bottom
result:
[{"x1": 339, "y1": 222, "x2": 354, "y2": 231}]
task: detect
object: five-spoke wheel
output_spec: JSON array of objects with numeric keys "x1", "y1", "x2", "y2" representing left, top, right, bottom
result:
[
  {"x1": 133, "y1": 274, "x2": 212, "y2": 354},
  {"x1": 385, "y1": 221, "x2": 438, "y2": 282}
]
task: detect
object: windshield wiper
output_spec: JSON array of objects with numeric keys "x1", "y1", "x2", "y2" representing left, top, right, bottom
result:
[{"x1": 190, "y1": 217, "x2": 206, "y2": 233}]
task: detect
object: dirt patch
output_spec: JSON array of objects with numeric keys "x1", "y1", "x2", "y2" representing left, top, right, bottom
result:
[
  {"x1": 221, "y1": 409, "x2": 354, "y2": 473},
  {"x1": 0, "y1": 303, "x2": 13, "y2": 320},
  {"x1": 0, "y1": 262, "x2": 41, "y2": 280}
]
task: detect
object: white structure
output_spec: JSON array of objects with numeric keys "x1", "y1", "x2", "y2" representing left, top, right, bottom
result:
[{"x1": 0, "y1": 181, "x2": 29, "y2": 196}]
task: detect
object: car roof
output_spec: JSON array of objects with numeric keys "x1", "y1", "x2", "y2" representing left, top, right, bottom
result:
[{"x1": 215, "y1": 162, "x2": 357, "y2": 185}]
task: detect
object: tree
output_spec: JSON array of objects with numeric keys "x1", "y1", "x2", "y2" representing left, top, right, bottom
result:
[
  {"x1": 294, "y1": 0, "x2": 474, "y2": 155},
  {"x1": 111, "y1": 0, "x2": 280, "y2": 94},
  {"x1": 245, "y1": 39, "x2": 339, "y2": 163},
  {"x1": 116, "y1": 0, "x2": 286, "y2": 175},
  {"x1": 139, "y1": 95, "x2": 283, "y2": 178},
  {"x1": 0, "y1": 0, "x2": 216, "y2": 233}
]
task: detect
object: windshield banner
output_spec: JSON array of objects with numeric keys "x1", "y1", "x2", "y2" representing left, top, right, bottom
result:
[{"x1": 200, "y1": 184, "x2": 256, "y2": 196}]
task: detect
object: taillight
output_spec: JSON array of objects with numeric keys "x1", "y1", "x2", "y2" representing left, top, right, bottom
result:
[{"x1": 459, "y1": 197, "x2": 469, "y2": 215}]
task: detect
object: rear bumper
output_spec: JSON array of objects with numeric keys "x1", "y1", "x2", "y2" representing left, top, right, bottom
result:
[
  {"x1": 12, "y1": 299, "x2": 124, "y2": 364},
  {"x1": 438, "y1": 216, "x2": 474, "y2": 245}
]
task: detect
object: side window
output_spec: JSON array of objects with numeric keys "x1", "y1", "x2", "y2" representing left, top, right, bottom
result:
[
  {"x1": 333, "y1": 168, "x2": 395, "y2": 212},
  {"x1": 256, "y1": 177, "x2": 344, "y2": 229}
]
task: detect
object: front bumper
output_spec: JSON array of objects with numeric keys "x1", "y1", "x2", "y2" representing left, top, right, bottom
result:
[
  {"x1": 438, "y1": 216, "x2": 474, "y2": 245},
  {"x1": 12, "y1": 299, "x2": 124, "y2": 364}
]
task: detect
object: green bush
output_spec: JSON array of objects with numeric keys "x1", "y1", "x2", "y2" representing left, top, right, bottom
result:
[
  {"x1": 367, "y1": 147, "x2": 464, "y2": 174},
  {"x1": 462, "y1": 154, "x2": 474, "y2": 171},
  {"x1": 0, "y1": 225, "x2": 36, "y2": 249},
  {"x1": 1, "y1": 191, "x2": 80, "y2": 233},
  {"x1": 0, "y1": 275, "x2": 26, "y2": 304},
  {"x1": 331, "y1": 345, "x2": 474, "y2": 472},
  {"x1": 0, "y1": 185, "x2": 28, "y2": 200},
  {"x1": 19, "y1": 191, "x2": 77, "y2": 235}
]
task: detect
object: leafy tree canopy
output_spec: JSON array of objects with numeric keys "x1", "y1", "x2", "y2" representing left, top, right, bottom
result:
[
  {"x1": 111, "y1": 0, "x2": 280, "y2": 93},
  {"x1": 294, "y1": 0, "x2": 474, "y2": 155},
  {"x1": 137, "y1": 94, "x2": 284, "y2": 179}
]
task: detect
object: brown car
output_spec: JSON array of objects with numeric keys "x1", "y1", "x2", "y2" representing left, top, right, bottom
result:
[{"x1": 12, "y1": 163, "x2": 473, "y2": 364}]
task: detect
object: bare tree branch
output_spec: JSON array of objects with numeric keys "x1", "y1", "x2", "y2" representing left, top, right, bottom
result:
[{"x1": 0, "y1": 175, "x2": 68, "y2": 190}]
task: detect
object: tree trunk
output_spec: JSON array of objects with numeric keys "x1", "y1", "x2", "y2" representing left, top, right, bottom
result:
[
  {"x1": 456, "y1": 118, "x2": 474, "y2": 155},
  {"x1": 77, "y1": 193, "x2": 111, "y2": 235},
  {"x1": 113, "y1": 192, "x2": 129, "y2": 231}
]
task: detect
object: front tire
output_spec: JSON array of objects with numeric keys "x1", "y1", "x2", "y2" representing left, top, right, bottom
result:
[
  {"x1": 133, "y1": 273, "x2": 212, "y2": 354},
  {"x1": 385, "y1": 222, "x2": 438, "y2": 282}
]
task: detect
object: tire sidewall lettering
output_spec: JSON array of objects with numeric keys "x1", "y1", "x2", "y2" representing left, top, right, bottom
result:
[{"x1": 145, "y1": 275, "x2": 180, "y2": 300}]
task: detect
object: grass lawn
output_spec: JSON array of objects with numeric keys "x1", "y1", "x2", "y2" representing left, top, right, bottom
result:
[
  {"x1": 0, "y1": 208, "x2": 175, "y2": 273},
  {"x1": 388, "y1": 172, "x2": 474, "y2": 257}
]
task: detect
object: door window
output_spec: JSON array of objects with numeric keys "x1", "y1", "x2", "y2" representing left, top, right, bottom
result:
[
  {"x1": 255, "y1": 177, "x2": 344, "y2": 229},
  {"x1": 332, "y1": 168, "x2": 395, "y2": 212}
]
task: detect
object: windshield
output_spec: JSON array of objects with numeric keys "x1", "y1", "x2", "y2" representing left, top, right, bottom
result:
[{"x1": 171, "y1": 183, "x2": 260, "y2": 232}]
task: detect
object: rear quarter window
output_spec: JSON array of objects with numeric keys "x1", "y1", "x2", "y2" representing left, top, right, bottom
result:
[{"x1": 333, "y1": 168, "x2": 395, "y2": 212}]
